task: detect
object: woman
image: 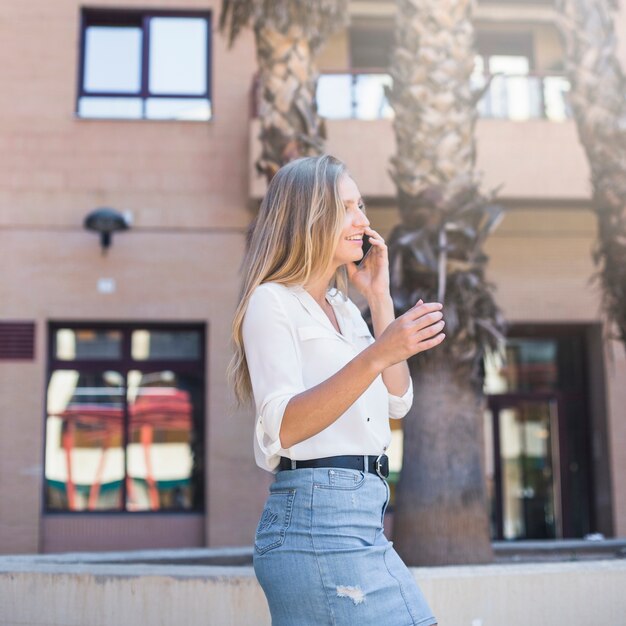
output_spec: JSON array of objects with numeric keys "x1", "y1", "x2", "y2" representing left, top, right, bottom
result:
[{"x1": 230, "y1": 155, "x2": 444, "y2": 625}]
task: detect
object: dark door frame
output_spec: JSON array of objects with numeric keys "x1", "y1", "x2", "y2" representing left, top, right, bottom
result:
[{"x1": 487, "y1": 391, "x2": 568, "y2": 540}]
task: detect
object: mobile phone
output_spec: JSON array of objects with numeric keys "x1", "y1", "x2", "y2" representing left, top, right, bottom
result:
[{"x1": 354, "y1": 234, "x2": 372, "y2": 266}]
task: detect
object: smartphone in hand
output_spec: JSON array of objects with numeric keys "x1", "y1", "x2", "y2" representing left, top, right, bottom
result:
[{"x1": 353, "y1": 234, "x2": 372, "y2": 266}]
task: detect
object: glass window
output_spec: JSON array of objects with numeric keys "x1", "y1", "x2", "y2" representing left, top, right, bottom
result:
[
  {"x1": 77, "y1": 9, "x2": 212, "y2": 121},
  {"x1": 78, "y1": 97, "x2": 143, "y2": 119},
  {"x1": 145, "y1": 98, "x2": 211, "y2": 121},
  {"x1": 354, "y1": 74, "x2": 393, "y2": 120},
  {"x1": 485, "y1": 339, "x2": 558, "y2": 393},
  {"x1": 84, "y1": 26, "x2": 142, "y2": 93},
  {"x1": 131, "y1": 330, "x2": 201, "y2": 361},
  {"x1": 317, "y1": 73, "x2": 393, "y2": 121},
  {"x1": 317, "y1": 75, "x2": 353, "y2": 119},
  {"x1": 149, "y1": 18, "x2": 207, "y2": 95},
  {"x1": 46, "y1": 323, "x2": 205, "y2": 513},
  {"x1": 45, "y1": 370, "x2": 125, "y2": 511},
  {"x1": 126, "y1": 369, "x2": 203, "y2": 511},
  {"x1": 349, "y1": 22, "x2": 394, "y2": 70},
  {"x1": 54, "y1": 329, "x2": 122, "y2": 360}
]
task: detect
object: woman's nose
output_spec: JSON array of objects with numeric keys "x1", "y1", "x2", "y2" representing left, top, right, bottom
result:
[{"x1": 356, "y1": 209, "x2": 369, "y2": 228}]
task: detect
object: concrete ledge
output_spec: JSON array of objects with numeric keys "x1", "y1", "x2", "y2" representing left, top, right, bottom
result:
[{"x1": 1, "y1": 550, "x2": 625, "y2": 625}]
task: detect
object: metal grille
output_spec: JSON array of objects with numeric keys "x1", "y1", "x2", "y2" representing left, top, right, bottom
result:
[{"x1": 0, "y1": 322, "x2": 35, "y2": 360}]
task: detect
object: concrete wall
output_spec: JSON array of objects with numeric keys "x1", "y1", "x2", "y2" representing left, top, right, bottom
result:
[
  {"x1": 1, "y1": 556, "x2": 625, "y2": 626},
  {"x1": 1, "y1": 0, "x2": 626, "y2": 555}
]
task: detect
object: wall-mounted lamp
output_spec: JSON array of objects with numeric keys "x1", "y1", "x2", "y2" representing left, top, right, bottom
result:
[{"x1": 84, "y1": 208, "x2": 130, "y2": 255}]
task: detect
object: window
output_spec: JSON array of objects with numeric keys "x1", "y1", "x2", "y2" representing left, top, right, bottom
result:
[
  {"x1": 349, "y1": 20, "x2": 394, "y2": 71},
  {"x1": 45, "y1": 323, "x2": 206, "y2": 513},
  {"x1": 77, "y1": 8, "x2": 212, "y2": 121},
  {"x1": 472, "y1": 30, "x2": 571, "y2": 121}
]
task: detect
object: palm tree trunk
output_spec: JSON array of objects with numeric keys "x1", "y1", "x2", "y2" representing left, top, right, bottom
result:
[
  {"x1": 254, "y1": 24, "x2": 325, "y2": 182},
  {"x1": 220, "y1": 0, "x2": 349, "y2": 182},
  {"x1": 388, "y1": 0, "x2": 504, "y2": 565},
  {"x1": 555, "y1": 0, "x2": 626, "y2": 349},
  {"x1": 394, "y1": 355, "x2": 492, "y2": 565}
]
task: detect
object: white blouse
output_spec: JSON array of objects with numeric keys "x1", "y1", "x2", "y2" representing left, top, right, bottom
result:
[{"x1": 241, "y1": 282, "x2": 414, "y2": 472}]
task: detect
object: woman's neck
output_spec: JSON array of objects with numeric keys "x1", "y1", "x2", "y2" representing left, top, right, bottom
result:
[{"x1": 303, "y1": 269, "x2": 336, "y2": 306}]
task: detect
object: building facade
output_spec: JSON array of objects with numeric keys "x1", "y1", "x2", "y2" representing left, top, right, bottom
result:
[{"x1": 0, "y1": 0, "x2": 624, "y2": 553}]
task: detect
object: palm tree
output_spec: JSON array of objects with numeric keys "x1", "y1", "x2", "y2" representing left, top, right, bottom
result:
[
  {"x1": 387, "y1": 0, "x2": 505, "y2": 565},
  {"x1": 220, "y1": 0, "x2": 349, "y2": 183},
  {"x1": 555, "y1": 0, "x2": 626, "y2": 350}
]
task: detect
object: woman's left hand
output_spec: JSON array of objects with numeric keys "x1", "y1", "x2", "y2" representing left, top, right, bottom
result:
[{"x1": 346, "y1": 226, "x2": 390, "y2": 301}]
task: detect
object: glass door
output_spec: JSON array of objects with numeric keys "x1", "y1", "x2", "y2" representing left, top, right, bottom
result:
[{"x1": 487, "y1": 395, "x2": 563, "y2": 540}]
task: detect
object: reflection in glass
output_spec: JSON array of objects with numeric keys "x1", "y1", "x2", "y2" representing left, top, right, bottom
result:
[
  {"x1": 499, "y1": 402, "x2": 558, "y2": 539},
  {"x1": 355, "y1": 74, "x2": 393, "y2": 120},
  {"x1": 483, "y1": 408, "x2": 497, "y2": 538},
  {"x1": 149, "y1": 18, "x2": 208, "y2": 95},
  {"x1": 78, "y1": 97, "x2": 143, "y2": 119},
  {"x1": 145, "y1": 98, "x2": 211, "y2": 121},
  {"x1": 317, "y1": 74, "x2": 392, "y2": 120},
  {"x1": 45, "y1": 370, "x2": 125, "y2": 511},
  {"x1": 386, "y1": 419, "x2": 404, "y2": 507},
  {"x1": 55, "y1": 329, "x2": 122, "y2": 360},
  {"x1": 484, "y1": 339, "x2": 558, "y2": 394},
  {"x1": 543, "y1": 76, "x2": 571, "y2": 121},
  {"x1": 84, "y1": 26, "x2": 142, "y2": 93},
  {"x1": 317, "y1": 75, "x2": 353, "y2": 119},
  {"x1": 131, "y1": 330, "x2": 201, "y2": 361},
  {"x1": 126, "y1": 370, "x2": 199, "y2": 511}
]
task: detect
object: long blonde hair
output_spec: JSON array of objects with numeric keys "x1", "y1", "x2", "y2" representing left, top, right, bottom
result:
[{"x1": 229, "y1": 154, "x2": 349, "y2": 405}]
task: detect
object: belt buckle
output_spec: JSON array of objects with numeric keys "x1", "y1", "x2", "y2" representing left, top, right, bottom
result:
[{"x1": 374, "y1": 454, "x2": 389, "y2": 479}]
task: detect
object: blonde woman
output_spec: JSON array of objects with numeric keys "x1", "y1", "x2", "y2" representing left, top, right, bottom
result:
[{"x1": 230, "y1": 155, "x2": 443, "y2": 625}]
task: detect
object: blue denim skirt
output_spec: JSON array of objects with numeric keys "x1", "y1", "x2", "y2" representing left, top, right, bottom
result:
[{"x1": 253, "y1": 467, "x2": 437, "y2": 626}]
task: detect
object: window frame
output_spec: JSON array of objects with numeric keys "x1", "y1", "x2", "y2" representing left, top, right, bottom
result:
[
  {"x1": 76, "y1": 7, "x2": 213, "y2": 121},
  {"x1": 44, "y1": 321, "x2": 207, "y2": 515}
]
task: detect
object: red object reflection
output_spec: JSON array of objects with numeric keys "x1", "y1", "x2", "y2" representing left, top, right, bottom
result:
[{"x1": 56, "y1": 388, "x2": 192, "y2": 510}]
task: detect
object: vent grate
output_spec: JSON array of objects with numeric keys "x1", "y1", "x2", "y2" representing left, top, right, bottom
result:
[{"x1": 0, "y1": 322, "x2": 35, "y2": 360}]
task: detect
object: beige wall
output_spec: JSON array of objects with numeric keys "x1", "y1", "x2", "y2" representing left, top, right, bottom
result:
[
  {"x1": 249, "y1": 118, "x2": 591, "y2": 201},
  {"x1": 0, "y1": 0, "x2": 267, "y2": 552},
  {"x1": 0, "y1": 228, "x2": 274, "y2": 551},
  {"x1": 0, "y1": 0, "x2": 253, "y2": 232}
]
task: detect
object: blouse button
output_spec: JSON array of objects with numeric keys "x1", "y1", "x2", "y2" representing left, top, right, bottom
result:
[{"x1": 366, "y1": 417, "x2": 370, "y2": 422}]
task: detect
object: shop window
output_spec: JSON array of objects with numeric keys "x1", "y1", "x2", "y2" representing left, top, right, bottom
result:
[
  {"x1": 45, "y1": 323, "x2": 205, "y2": 513},
  {"x1": 77, "y1": 8, "x2": 212, "y2": 121}
]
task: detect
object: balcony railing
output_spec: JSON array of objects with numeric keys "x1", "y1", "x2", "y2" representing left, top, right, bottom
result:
[{"x1": 313, "y1": 71, "x2": 571, "y2": 122}]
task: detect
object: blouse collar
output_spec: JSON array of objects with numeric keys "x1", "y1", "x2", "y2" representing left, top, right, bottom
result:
[{"x1": 286, "y1": 284, "x2": 354, "y2": 342}]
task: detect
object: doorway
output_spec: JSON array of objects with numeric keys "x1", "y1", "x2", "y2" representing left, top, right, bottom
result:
[
  {"x1": 483, "y1": 328, "x2": 595, "y2": 540},
  {"x1": 487, "y1": 394, "x2": 562, "y2": 540}
]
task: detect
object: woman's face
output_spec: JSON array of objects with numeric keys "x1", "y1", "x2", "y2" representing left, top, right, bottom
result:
[{"x1": 332, "y1": 175, "x2": 370, "y2": 268}]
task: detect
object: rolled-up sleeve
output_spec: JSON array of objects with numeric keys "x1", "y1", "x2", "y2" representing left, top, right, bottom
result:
[
  {"x1": 388, "y1": 376, "x2": 413, "y2": 419},
  {"x1": 242, "y1": 285, "x2": 306, "y2": 457}
]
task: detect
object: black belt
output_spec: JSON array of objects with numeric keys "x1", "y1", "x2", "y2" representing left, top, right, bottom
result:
[{"x1": 278, "y1": 454, "x2": 389, "y2": 479}]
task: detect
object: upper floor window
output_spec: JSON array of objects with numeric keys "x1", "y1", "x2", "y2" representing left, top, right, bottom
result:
[
  {"x1": 313, "y1": 22, "x2": 570, "y2": 122},
  {"x1": 45, "y1": 323, "x2": 206, "y2": 513},
  {"x1": 77, "y1": 8, "x2": 212, "y2": 121}
]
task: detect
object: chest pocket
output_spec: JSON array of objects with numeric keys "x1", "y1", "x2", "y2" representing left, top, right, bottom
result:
[{"x1": 297, "y1": 325, "x2": 342, "y2": 342}]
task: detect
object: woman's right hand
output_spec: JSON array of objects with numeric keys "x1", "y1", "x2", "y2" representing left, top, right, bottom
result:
[{"x1": 369, "y1": 300, "x2": 446, "y2": 370}]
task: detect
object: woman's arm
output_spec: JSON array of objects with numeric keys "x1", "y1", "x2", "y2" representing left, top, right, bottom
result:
[
  {"x1": 345, "y1": 225, "x2": 445, "y2": 399},
  {"x1": 368, "y1": 293, "x2": 411, "y2": 397},
  {"x1": 279, "y1": 300, "x2": 445, "y2": 449}
]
